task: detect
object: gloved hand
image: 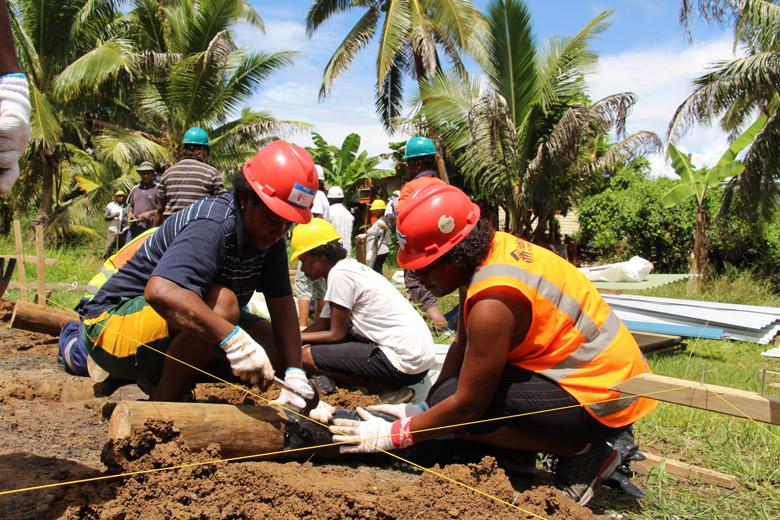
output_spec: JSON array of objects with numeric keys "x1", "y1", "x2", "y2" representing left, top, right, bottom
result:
[
  {"x1": 0, "y1": 74, "x2": 31, "y2": 195},
  {"x1": 308, "y1": 400, "x2": 336, "y2": 424},
  {"x1": 270, "y1": 367, "x2": 314, "y2": 411},
  {"x1": 219, "y1": 326, "x2": 274, "y2": 387},
  {"x1": 365, "y1": 402, "x2": 428, "y2": 420},
  {"x1": 331, "y1": 407, "x2": 395, "y2": 453}
]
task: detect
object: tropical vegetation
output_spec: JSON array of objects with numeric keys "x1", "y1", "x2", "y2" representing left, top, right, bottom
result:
[
  {"x1": 305, "y1": 0, "x2": 485, "y2": 130},
  {"x1": 662, "y1": 115, "x2": 767, "y2": 284},
  {"x1": 414, "y1": 0, "x2": 662, "y2": 242},
  {"x1": 305, "y1": 132, "x2": 392, "y2": 201},
  {"x1": 6, "y1": 0, "x2": 306, "y2": 235}
]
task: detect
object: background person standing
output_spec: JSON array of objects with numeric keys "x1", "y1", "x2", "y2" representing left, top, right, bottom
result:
[
  {"x1": 102, "y1": 191, "x2": 128, "y2": 259},
  {"x1": 156, "y1": 127, "x2": 225, "y2": 222},
  {"x1": 127, "y1": 161, "x2": 158, "y2": 239}
]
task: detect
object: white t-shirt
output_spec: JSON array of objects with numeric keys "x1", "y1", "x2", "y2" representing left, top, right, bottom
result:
[
  {"x1": 320, "y1": 258, "x2": 435, "y2": 374},
  {"x1": 329, "y1": 203, "x2": 354, "y2": 256},
  {"x1": 367, "y1": 218, "x2": 391, "y2": 256},
  {"x1": 105, "y1": 201, "x2": 128, "y2": 234},
  {"x1": 312, "y1": 190, "x2": 330, "y2": 221}
]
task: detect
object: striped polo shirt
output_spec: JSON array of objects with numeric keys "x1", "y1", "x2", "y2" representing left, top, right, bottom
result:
[
  {"x1": 158, "y1": 158, "x2": 226, "y2": 217},
  {"x1": 82, "y1": 192, "x2": 291, "y2": 319}
]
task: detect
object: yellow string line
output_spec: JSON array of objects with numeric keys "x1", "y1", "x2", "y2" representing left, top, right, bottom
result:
[
  {"x1": 0, "y1": 385, "x2": 686, "y2": 499},
  {"x1": 10, "y1": 281, "x2": 766, "y2": 516},
  {"x1": 706, "y1": 386, "x2": 780, "y2": 442},
  {"x1": 377, "y1": 448, "x2": 548, "y2": 520}
]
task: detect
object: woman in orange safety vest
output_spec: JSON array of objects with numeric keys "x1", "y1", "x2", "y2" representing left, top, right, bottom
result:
[{"x1": 331, "y1": 183, "x2": 657, "y2": 507}]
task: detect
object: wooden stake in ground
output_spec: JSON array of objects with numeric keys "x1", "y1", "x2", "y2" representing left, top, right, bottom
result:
[
  {"x1": 633, "y1": 452, "x2": 737, "y2": 489},
  {"x1": 109, "y1": 401, "x2": 287, "y2": 458},
  {"x1": 35, "y1": 224, "x2": 45, "y2": 306},
  {"x1": 12, "y1": 219, "x2": 27, "y2": 302},
  {"x1": 612, "y1": 373, "x2": 780, "y2": 425}
]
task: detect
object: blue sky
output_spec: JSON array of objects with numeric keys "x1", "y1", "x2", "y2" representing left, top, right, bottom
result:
[{"x1": 238, "y1": 1, "x2": 737, "y2": 176}]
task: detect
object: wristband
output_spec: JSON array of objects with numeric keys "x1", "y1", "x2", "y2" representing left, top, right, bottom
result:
[
  {"x1": 218, "y1": 325, "x2": 240, "y2": 347},
  {"x1": 390, "y1": 418, "x2": 415, "y2": 449},
  {"x1": 0, "y1": 73, "x2": 25, "y2": 79},
  {"x1": 285, "y1": 367, "x2": 305, "y2": 376}
]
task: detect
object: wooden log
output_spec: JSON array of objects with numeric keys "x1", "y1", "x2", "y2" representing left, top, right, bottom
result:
[
  {"x1": 0, "y1": 255, "x2": 58, "y2": 266},
  {"x1": 35, "y1": 224, "x2": 45, "y2": 305},
  {"x1": 12, "y1": 220, "x2": 27, "y2": 302},
  {"x1": 8, "y1": 300, "x2": 79, "y2": 336},
  {"x1": 109, "y1": 401, "x2": 287, "y2": 458},
  {"x1": 612, "y1": 373, "x2": 780, "y2": 425},
  {"x1": 633, "y1": 452, "x2": 737, "y2": 489}
]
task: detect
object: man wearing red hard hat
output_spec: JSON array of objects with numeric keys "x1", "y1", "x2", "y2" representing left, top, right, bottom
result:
[
  {"x1": 79, "y1": 140, "x2": 318, "y2": 412},
  {"x1": 332, "y1": 183, "x2": 657, "y2": 507}
]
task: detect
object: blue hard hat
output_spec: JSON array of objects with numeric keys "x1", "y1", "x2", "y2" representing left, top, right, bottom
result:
[
  {"x1": 182, "y1": 127, "x2": 209, "y2": 146},
  {"x1": 402, "y1": 136, "x2": 436, "y2": 159}
]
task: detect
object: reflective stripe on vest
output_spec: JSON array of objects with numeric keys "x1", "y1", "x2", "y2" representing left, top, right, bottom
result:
[{"x1": 466, "y1": 233, "x2": 656, "y2": 427}]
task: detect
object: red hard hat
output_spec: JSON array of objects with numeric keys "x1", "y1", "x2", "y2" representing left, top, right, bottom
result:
[
  {"x1": 397, "y1": 183, "x2": 480, "y2": 270},
  {"x1": 242, "y1": 140, "x2": 318, "y2": 224}
]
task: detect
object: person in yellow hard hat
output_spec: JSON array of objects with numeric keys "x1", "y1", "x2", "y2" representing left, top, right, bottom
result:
[{"x1": 291, "y1": 218, "x2": 434, "y2": 394}]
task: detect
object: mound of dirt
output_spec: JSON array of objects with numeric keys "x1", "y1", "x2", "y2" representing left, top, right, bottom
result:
[
  {"x1": 194, "y1": 382, "x2": 381, "y2": 409},
  {"x1": 54, "y1": 422, "x2": 593, "y2": 520}
]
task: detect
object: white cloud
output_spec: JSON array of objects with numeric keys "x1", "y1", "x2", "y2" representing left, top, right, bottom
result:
[{"x1": 588, "y1": 36, "x2": 739, "y2": 175}]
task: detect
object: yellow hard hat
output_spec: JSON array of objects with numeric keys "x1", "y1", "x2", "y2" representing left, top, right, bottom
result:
[
  {"x1": 369, "y1": 199, "x2": 386, "y2": 211},
  {"x1": 290, "y1": 218, "x2": 342, "y2": 262},
  {"x1": 114, "y1": 190, "x2": 126, "y2": 197}
]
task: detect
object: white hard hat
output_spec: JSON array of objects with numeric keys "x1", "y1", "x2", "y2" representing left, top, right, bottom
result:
[
  {"x1": 392, "y1": 190, "x2": 400, "y2": 198},
  {"x1": 327, "y1": 186, "x2": 344, "y2": 199},
  {"x1": 315, "y1": 164, "x2": 325, "y2": 181}
]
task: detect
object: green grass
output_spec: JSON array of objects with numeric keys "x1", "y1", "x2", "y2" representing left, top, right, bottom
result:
[{"x1": 0, "y1": 231, "x2": 103, "y2": 311}]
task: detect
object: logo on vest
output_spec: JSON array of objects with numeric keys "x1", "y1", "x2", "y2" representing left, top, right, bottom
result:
[
  {"x1": 511, "y1": 238, "x2": 534, "y2": 263},
  {"x1": 438, "y1": 215, "x2": 455, "y2": 234}
]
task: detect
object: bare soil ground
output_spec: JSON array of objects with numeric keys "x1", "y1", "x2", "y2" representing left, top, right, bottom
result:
[{"x1": 0, "y1": 327, "x2": 594, "y2": 519}]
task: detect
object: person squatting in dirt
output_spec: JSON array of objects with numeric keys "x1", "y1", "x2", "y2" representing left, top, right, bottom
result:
[
  {"x1": 330, "y1": 183, "x2": 657, "y2": 507},
  {"x1": 77, "y1": 140, "x2": 327, "y2": 419},
  {"x1": 290, "y1": 218, "x2": 435, "y2": 396}
]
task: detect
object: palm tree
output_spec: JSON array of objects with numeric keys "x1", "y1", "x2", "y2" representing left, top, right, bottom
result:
[
  {"x1": 670, "y1": 0, "x2": 780, "y2": 218},
  {"x1": 662, "y1": 115, "x2": 767, "y2": 285},
  {"x1": 55, "y1": 0, "x2": 310, "y2": 174},
  {"x1": 415, "y1": 0, "x2": 661, "y2": 240},
  {"x1": 306, "y1": 132, "x2": 391, "y2": 201},
  {"x1": 7, "y1": 0, "x2": 143, "y2": 223},
  {"x1": 305, "y1": 0, "x2": 485, "y2": 130}
]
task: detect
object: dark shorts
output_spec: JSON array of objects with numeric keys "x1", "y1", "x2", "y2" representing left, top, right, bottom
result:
[
  {"x1": 404, "y1": 269, "x2": 438, "y2": 311},
  {"x1": 426, "y1": 365, "x2": 628, "y2": 443},
  {"x1": 309, "y1": 339, "x2": 427, "y2": 387}
]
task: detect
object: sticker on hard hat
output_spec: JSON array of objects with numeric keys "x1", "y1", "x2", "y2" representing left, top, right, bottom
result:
[
  {"x1": 287, "y1": 182, "x2": 316, "y2": 209},
  {"x1": 438, "y1": 215, "x2": 455, "y2": 234}
]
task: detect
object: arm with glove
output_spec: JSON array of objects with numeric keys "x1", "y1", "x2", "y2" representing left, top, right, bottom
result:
[
  {"x1": 0, "y1": 0, "x2": 31, "y2": 194},
  {"x1": 330, "y1": 294, "x2": 515, "y2": 453}
]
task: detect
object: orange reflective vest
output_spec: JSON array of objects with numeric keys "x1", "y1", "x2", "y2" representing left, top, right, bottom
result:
[{"x1": 464, "y1": 232, "x2": 656, "y2": 428}]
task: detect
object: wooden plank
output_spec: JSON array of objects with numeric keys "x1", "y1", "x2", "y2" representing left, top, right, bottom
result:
[
  {"x1": 0, "y1": 255, "x2": 58, "y2": 266},
  {"x1": 632, "y1": 331, "x2": 681, "y2": 353},
  {"x1": 35, "y1": 224, "x2": 45, "y2": 306},
  {"x1": 633, "y1": 452, "x2": 737, "y2": 489},
  {"x1": 612, "y1": 373, "x2": 780, "y2": 425},
  {"x1": 12, "y1": 220, "x2": 27, "y2": 302}
]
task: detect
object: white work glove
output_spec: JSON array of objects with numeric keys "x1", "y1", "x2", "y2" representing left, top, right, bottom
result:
[
  {"x1": 270, "y1": 367, "x2": 314, "y2": 411},
  {"x1": 330, "y1": 407, "x2": 396, "y2": 454},
  {"x1": 365, "y1": 402, "x2": 428, "y2": 420},
  {"x1": 0, "y1": 74, "x2": 31, "y2": 194},
  {"x1": 308, "y1": 400, "x2": 336, "y2": 424},
  {"x1": 219, "y1": 326, "x2": 274, "y2": 387}
]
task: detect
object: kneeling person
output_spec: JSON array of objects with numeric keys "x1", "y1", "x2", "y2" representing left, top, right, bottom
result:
[
  {"x1": 80, "y1": 140, "x2": 318, "y2": 409},
  {"x1": 291, "y1": 218, "x2": 435, "y2": 391}
]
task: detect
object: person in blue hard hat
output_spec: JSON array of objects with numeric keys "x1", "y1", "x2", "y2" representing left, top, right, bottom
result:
[{"x1": 156, "y1": 127, "x2": 226, "y2": 222}]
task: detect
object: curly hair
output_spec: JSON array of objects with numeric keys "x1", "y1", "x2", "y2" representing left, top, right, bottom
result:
[
  {"x1": 310, "y1": 240, "x2": 347, "y2": 263},
  {"x1": 439, "y1": 219, "x2": 495, "y2": 274}
]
